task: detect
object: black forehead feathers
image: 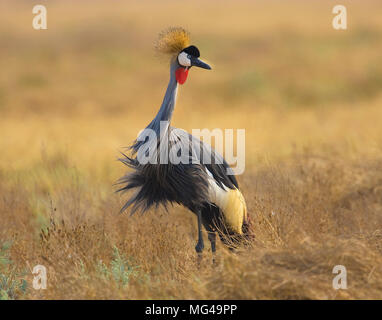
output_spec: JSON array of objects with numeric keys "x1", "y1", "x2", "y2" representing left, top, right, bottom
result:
[{"x1": 182, "y1": 45, "x2": 200, "y2": 58}]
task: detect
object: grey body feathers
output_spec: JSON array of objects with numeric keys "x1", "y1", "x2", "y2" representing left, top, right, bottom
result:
[{"x1": 118, "y1": 127, "x2": 238, "y2": 215}]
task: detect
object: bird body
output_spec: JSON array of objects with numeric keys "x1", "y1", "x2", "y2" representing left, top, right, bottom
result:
[{"x1": 118, "y1": 27, "x2": 251, "y2": 257}]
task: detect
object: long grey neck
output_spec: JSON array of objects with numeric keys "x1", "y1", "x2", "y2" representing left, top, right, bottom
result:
[
  {"x1": 131, "y1": 62, "x2": 178, "y2": 152},
  {"x1": 154, "y1": 62, "x2": 178, "y2": 124}
]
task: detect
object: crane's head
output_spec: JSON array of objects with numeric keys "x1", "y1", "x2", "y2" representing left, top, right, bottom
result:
[{"x1": 155, "y1": 27, "x2": 211, "y2": 85}]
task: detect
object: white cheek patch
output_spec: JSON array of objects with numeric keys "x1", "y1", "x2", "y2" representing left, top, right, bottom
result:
[{"x1": 178, "y1": 52, "x2": 191, "y2": 67}]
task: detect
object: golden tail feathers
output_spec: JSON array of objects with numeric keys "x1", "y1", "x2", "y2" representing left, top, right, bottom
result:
[{"x1": 208, "y1": 179, "x2": 248, "y2": 235}]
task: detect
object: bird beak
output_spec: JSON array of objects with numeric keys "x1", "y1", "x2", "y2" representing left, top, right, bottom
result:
[{"x1": 191, "y1": 57, "x2": 212, "y2": 70}]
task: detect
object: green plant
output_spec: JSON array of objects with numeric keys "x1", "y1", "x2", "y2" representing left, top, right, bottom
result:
[
  {"x1": 96, "y1": 246, "x2": 139, "y2": 287},
  {"x1": 0, "y1": 241, "x2": 28, "y2": 300}
]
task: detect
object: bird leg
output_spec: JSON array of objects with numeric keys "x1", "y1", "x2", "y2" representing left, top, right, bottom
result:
[
  {"x1": 195, "y1": 210, "x2": 204, "y2": 266},
  {"x1": 207, "y1": 232, "x2": 217, "y2": 265}
]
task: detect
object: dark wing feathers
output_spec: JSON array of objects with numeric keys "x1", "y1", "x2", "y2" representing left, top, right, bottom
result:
[
  {"x1": 185, "y1": 131, "x2": 238, "y2": 190},
  {"x1": 117, "y1": 126, "x2": 238, "y2": 214}
]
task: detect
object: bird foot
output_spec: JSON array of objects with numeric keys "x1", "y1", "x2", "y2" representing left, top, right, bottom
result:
[
  {"x1": 212, "y1": 254, "x2": 217, "y2": 266},
  {"x1": 197, "y1": 253, "x2": 203, "y2": 268}
]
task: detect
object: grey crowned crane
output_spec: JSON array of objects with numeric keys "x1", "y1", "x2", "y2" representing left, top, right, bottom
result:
[{"x1": 118, "y1": 27, "x2": 251, "y2": 260}]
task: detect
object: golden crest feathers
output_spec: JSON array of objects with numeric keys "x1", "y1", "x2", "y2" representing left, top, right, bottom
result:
[{"x1": 155, "y1": 27, "x2": 190, "y2": 57}]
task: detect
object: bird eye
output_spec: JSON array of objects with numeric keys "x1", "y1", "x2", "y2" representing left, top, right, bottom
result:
[{"x1": 187, "y1": 54, "x2": 191, "y2": 59}]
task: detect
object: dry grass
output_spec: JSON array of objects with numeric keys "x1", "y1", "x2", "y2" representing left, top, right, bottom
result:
[{"x1": 1, "y1": 0, "x2": 382, "y2": 299}]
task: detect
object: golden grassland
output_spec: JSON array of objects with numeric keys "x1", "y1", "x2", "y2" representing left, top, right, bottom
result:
[{"x1": 1, "y1": 0, "x2": 382, "y2": 299}]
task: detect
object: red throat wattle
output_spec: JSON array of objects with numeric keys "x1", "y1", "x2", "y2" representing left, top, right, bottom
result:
[{"x1": 175, "y1": 67, "x2": 189, "y2": 84}]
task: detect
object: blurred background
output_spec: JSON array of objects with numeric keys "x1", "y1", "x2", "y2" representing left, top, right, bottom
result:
[
  {"x1": 1, "y1": 0, "x2": 382, "y2": 299},
  {"x1": 1, "y1": 0, "x2": 381, "y2": 174}
]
